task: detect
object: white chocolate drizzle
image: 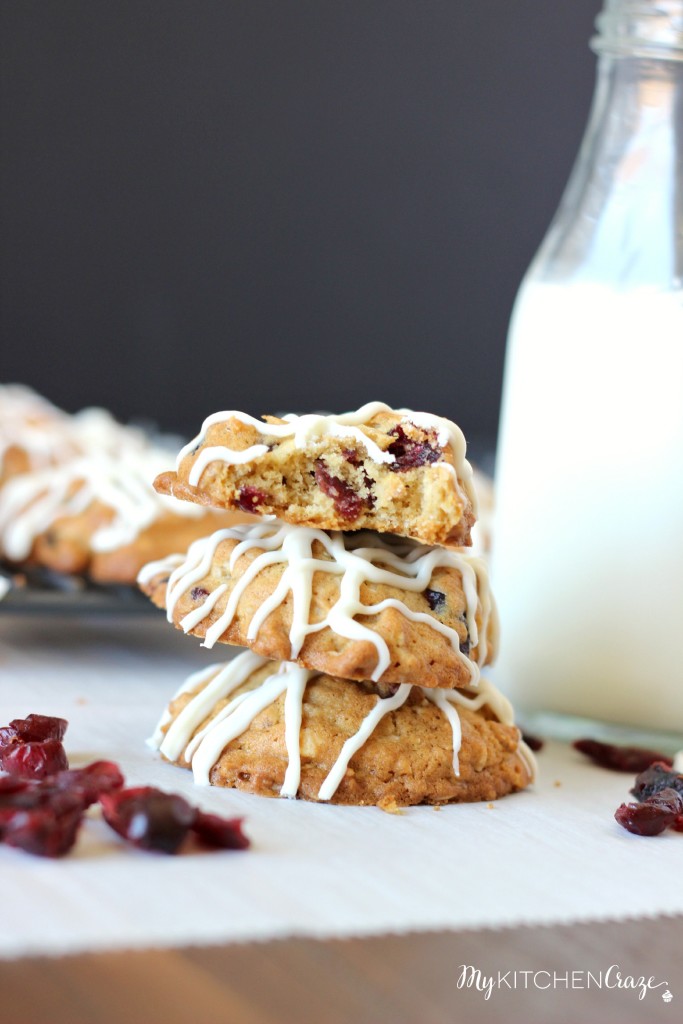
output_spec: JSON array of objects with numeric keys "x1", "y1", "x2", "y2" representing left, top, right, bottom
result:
[
  {"x1": 0, "y1": 447, "x2": 207, "y2": 562},
  {"x1": 316, "y1": 683, "x2": 412, "y2": 800},
  {"x1": 140, "y1": 522, "x2": 496, "y2": 684},
  {"x1": 0, "y1": 385, "x2": 79, "y2": 475},
  {"x1": 149, "y1": 651, "x2": 536, "y2": 800},
  {"x1": 0, "y1": 390, "x2": 221, "y2": 562},
  {"x1": 177, "y1": 401, "x2": 477, "y2": 515}
]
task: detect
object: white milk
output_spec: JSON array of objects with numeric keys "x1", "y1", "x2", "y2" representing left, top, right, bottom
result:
[{"x1": 491, "y1": 281, "x2": 683, "y2": 731}]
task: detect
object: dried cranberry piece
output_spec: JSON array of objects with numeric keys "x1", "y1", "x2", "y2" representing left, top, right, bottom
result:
[
  {"x1": 235, "y1": 486, "x2": 269, "y2": 513},
  {"x1": 341, "y1": 448, "x2": 360, "y2": 465},
  {"x1": 0, "y1": 739, "x2": 69, "y2": 779},
  {"x1": 2, "y1": 805, "x2": 84, "y2": 857},
  {"x1": 522, "y1": 732, "x2": 545, "y2": 752},
  {"x1": 573, "y1": 739, "x2": 673, "y2": 773},
  {"x1": 100, "y1": 786, "x2": 197, "y2": 854},
  {"x1": 648, "y1": 787, "x2": 683, "y2": 825},
  {"x1": 631, "y1": 762, "x2": 683, "y2": 802},
  {"x1": 192, "y1": 811, "x2": 250, "y2": 850},
  {"x1": 424, "y1": 589, "x2": 445, "y2": 613},
  {"x1": 53, "y1": 761, "x2": 124, "y2": 807},
  {"x1": 0, "y1": 776, "x2": 34, "y2": 799},
  {"x1": 0, "y1": 790, "x2": 43, "y2": 833},
  {"x1": 190, "y1": 586, "x2": 209, "y2": 601},
  {"x1": 314, "y1": 461, "x2": 367, "y2": 521},
  {"x1": 9, "y1": 714, "x2": 68, "y2": 743},
  {"x1": 0, "y1": 784, "x2": 57, "y2": 824},
  {"x1": 614, "y1": 799, "x2": 678, "y2": 837},
  {"x1": 386, "y1": 425, "x2": 441, "y2": 472}
]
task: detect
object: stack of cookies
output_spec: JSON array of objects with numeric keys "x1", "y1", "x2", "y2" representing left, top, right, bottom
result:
[{"x1": 139, "y1": 402, "x2": 534, "y2": 809}]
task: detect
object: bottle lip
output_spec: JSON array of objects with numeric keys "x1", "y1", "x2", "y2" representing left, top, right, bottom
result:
[{"x1": 591, "y1": 0, "x2": 683, "y2": 60}]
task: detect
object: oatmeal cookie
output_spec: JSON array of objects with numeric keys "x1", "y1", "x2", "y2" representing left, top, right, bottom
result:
[
  {"x1": 138, "y1": 521, "x2": 497, "y2": 689},
  {"x1": 154, "y1": 402, "x2": 477, "y2": 547},
  {"x1": 151, "y1": 652, "x2": 534, "y2": 808},
  {"x1": 0, "y1": 385, "x2": 79, "y2": 485},
  {"x1": 0, "y1": 454, "x2": 254, "y2": 585}
]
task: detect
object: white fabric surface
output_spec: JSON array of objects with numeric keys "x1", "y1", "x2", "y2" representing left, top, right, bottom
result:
[{"x1": 1, "y1": 615, "x2": 681, "y2": 960}]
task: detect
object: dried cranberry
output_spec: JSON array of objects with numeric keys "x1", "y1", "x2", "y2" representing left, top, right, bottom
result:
[
  {"x1": 386, "y1": 425, "x2": 441, "y2": 472},
  {"x1": 53, "y1": 761, "x2": 124, "y2": 807},
  {"x1": 314, "y1": 461, "x2": 367, "y2": 521},
  {"x1": 631, "y1": 762, "x2": 683, "y2": 802},
  {"x1": 0, "y1": 739, "x2": 69, "y2": 779},
  {"x1": 0, "y1": 776, "x2": 33, "y2": 799},
  {"x1": 235, "y1": 486, "x2": 269, "y2": 513},
  {"x1": 648, "y1": 787, "x2": 683, "y2": 827},
  {"x1": 100, "y1": 786, "x2": 197, "y2": 854},
  {"x1": 0, "y1": 778, "x2": 42, "y2": 811},
  {"x1": 2, "y1": 805, "x2": 84, "y2": 858},
  {"x1": 192, "y1": 811, "x2": 250, "y2": 850},
  {"x1": 573, "y1": 739, "x2": 673, "y2": 773},
  {"x1": 341, "y1": 448, "x2": 360, "y2": 465},
  {"x1": 424, "y1": 589, "x2": 446, "y2": 613},
  {"x1": 614, "y1": 800, "x2": 678, "y2": 837},
  {"x1": 0, "y1": 788, "x2": 44, "y2": 832},
  {"x1": 9, "y1": 714, "x2": 68, "y2": 743},
  {"x1": 190, "y1": 586, "x2": 209, "y2": 601},
  {"x1": 522, "y1": 732, "x2": 545, "y2": 752}
]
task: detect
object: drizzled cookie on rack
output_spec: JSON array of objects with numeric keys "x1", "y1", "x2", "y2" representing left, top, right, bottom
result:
[
  {"x1": 0, "y1": 385, "x2": 80, "y2": 485},
  {"x1": 138, "y1": 522, "x2": 497, "y2": 689},
  {"x1": 153, "y1": 402, "x2": 477, "y2": 548},
  {"x1": 0, "y1": 388, "x2": 255, "y2": 585}
]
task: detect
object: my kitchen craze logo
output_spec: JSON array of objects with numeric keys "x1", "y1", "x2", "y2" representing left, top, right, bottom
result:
[{"x1": 457, "y1": 964, "x2": 672, "y2": 1001}]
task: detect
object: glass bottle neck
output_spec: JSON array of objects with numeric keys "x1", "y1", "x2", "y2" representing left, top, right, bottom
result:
[
  {"x1": 592, "y1": 0, "x2": 683, "y2": 61},
  {"x1": 531, "y1": 47, "x2": 683, "y2": 287}
]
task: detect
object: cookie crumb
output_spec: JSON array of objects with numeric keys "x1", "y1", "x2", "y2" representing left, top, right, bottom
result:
[
  {"x1": 487, "y1": 802, "x2": 495, "y2": 809},
  {"x1": 378, "y1": 798, "x2": 404, "y2": 815},
  {"x1": 553, "y1": 780, "x2": 562, "y2": 787}
]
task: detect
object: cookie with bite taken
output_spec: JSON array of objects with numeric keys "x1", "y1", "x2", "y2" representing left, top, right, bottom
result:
[{"x1": 154, "y1": 402, "x2": 477, "y2": 548}]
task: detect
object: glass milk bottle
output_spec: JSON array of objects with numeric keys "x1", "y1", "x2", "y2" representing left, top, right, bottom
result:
[{"x1": 492, "y1": 0, "x2": 683, "y2": 735}]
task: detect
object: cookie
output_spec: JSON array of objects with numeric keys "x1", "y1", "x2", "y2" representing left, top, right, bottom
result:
[
  {"x1": 138, "y1": 521, "x2": 497, "y2": 689},
  {"x1": 154, "y1": 402, "x2": 477, "y2": 547},
  {"x1": 151, "y1": 651, "x2": 535, "y2": 808},
  {"x1": 0, "y1": 453, "x2": 254, "y2": 585},
  {"x1": 0, "y1": 385, "x2": 79, "y2": 485}
]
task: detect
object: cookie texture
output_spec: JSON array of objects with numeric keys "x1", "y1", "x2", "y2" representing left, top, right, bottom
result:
[
  {"x1": 154, "y1": 403, "x2": 477, "y2": 547},
  {"x1": 154, "y1": 655, "x2": 533, "y2": 808},
  {"x1": 139, "y1": 522, "x2": 497, "y2": 689}
]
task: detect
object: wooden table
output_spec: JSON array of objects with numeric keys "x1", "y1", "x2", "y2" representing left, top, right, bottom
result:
[{"x1": 3, "y1": 916, "x2": 681, "y2": 1024}]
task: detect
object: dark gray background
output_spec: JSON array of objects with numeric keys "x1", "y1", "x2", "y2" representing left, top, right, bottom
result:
[{"x1": 0, "y1": 1, "x2": 598, "y2": 449}]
